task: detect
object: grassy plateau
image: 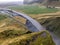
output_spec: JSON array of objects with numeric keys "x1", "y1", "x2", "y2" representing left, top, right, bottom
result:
[{"x1": 9, "y1": 5, "x2": 59, "y2": 14}]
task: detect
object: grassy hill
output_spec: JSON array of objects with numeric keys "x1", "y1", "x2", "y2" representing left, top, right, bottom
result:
[
  {"x1": 0, "y1": 14, "x2": 55, "y2": 45},
  {"x1": 8, "y1": 31, "x2": 55, "y2": 45}
]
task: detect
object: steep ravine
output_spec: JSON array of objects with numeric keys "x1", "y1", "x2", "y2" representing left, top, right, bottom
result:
[
  {"x1": 36, "y1": 17, "x2": 60, "y2": 45},
  {"x1": 50, "y1": 32, "x2": 60, "y2": 45}
]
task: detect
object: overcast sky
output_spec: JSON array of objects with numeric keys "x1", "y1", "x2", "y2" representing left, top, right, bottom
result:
[{"x1": 0, "y1": 0, "x2": 24, "y2": 2}]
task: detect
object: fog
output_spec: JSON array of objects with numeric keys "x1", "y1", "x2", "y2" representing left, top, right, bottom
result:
[{"x1": 0, "y1": 0, "x2": 23, "y2": 2}]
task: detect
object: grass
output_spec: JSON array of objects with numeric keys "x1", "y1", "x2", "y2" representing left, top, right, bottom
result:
[
  {"x1": 9, "y1": 5, "x2": 59, "y2": 14},
  {"x1": 0, "y1": 9, "x2": 56, "y2": 45},
  {"x1": 8, "y1": 31, "x2": 55, "y2": 45},
  {"x1": 0, "y1": 14, "x2": 30, "y2": 39},
  {"x1": 0, "y1": 29, "x2": 31, "y2": 39},
  {"x1": 0, "y1": 14, "x2": 7, "y2": 20}
]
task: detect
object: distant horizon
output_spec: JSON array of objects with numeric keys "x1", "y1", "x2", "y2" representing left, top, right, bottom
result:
[{"x1": 0, "y1": 0, "x2": 24, "y2": 3}]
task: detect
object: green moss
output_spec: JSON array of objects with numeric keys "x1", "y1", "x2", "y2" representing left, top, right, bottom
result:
[
  {"x1": 0, "y1": 29, "x2": 31, "y2": 39},
  {"x1": 8, "y1": 31, "x2": 55, "y2": 45}
]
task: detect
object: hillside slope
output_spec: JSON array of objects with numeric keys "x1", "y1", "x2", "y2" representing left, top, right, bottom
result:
[
  {"x1": 30, "y1": 12, "x2": 60, "y2": 37},
  {"x1": 0, "y1": 14, "x2": 55, "y2": 45}
]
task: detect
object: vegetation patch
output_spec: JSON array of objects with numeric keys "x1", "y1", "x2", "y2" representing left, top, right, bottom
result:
[
  {"x1": 0, "y1": 29, "x2": 31, "y2": 39},
  {"x1": 0, "y1": 14, "x2": 7, "y2": 20},
  {"x1": 9, "y1": 5, "x2": 58, "y2": 14},
  {"x1": 8, "y1": 31, "x2": 55, "y2": 45}
]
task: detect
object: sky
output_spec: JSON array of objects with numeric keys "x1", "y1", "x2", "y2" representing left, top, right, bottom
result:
[{"x1": 0, "y1": 0, "x2": 24, "y2": 2}]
